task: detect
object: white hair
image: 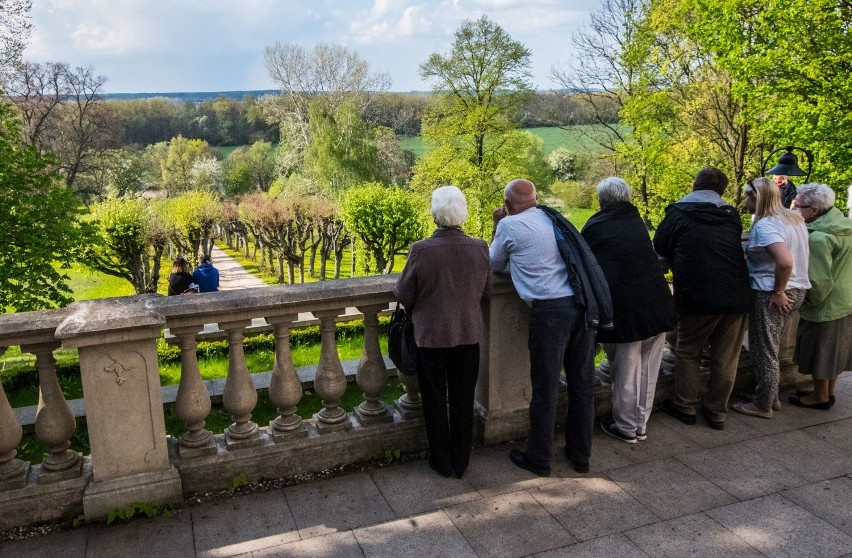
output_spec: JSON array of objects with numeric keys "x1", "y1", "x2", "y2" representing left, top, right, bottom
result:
[
  {"x1": 596, "y1": 177, "x2": 632, "y2": 206},
  {"x1": 797, "y1": 183, "x2": 836, "y2": 212},
  {"x1": 431, "y1": 185, "x2": 468, "y2": 227}
]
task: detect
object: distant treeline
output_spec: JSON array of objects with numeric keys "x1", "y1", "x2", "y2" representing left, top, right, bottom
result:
[{"x1": 106, "y1": 91, "x2": 619, "y2": 148}]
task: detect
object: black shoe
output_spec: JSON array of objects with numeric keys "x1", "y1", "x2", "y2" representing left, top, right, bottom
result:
[
  {"x1": 795, "y1": 390, "x2": 836, "y2": 405},
  {"x1": 700, "y1": 407, "x2": 725, "y2": 430},
  {"x1": 509, "y1": 449, "x2": 551, "y2": 477},
  {"x1": 453, "y1": 467, "x2": 466, "y2": 479},
  {"x1": 788, "y1": 395, "x2": 833, "y2": 410},
  {"x1": 663, "y1": 400, "x2": 697, "y2": 425},
  {"x1": 601, "y1": 422, "x2": 637, "y2": 444},
  {"x1": 563, "y1": 447, "x2": 590, "y2": 474}
]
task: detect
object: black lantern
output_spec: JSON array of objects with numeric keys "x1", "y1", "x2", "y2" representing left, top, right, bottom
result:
[{"x1": 762, "y1": 146, "x2": 813, "y2": 182}]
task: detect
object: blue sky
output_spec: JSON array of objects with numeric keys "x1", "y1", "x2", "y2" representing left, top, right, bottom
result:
[{"x1": 26, "y1": 0, "x2": 599, "y2": 93}]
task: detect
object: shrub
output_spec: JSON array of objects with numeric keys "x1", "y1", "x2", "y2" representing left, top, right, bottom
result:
[{"x1": 551, "y1": 180, "x2": 596, "y2": 209}]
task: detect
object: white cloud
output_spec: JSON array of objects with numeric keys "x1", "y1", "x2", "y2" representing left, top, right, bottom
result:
[{"x1": 69, "y1": 24, "x2": 138, "y2": 53}]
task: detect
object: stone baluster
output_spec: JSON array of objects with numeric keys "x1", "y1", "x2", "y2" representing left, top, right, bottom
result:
[
  {"x1": 24, "y1": 342, "x2": 82, "y2": 483},
  {"x1": 220, "y1": 320, "x2": 262, "y2": 449},
  {"x1": 312, "y1": 310, "x2": 352, "y2": 433},
  {"x1": 353, "y1": 304, "x2": 392, "y2": 425},
  {"x1": 394, "y1": 369, "x2": 423, "y2": 419},
  {"x1": 266, "y1": 314, "x2": 308, "y2": 441},
  {"x1": 171, "y1": 326, "x2": 216, "y2": 458},
  {"x1": 0, "y1": 346, "x2": 30, "y2": 490}
]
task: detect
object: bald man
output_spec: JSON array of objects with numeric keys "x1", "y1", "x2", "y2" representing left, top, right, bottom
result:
[{"x1": 490, "y1": 179, "x2": 598, "y2": 475}]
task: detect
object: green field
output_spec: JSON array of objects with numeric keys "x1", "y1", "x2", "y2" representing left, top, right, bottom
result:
[{"x1": 401, "y1": 125, "x2": 624, "y2": 157}]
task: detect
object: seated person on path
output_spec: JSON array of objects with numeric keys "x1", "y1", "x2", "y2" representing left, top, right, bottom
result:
[
  {"x1": 192, "y1": 254, "x2": 220, "y2": 292},
  {"x1": 653, "y1": 167, "x2": 751, "y2": 430},
  {"x1": 167, "y1": 256, "x2": 195, "y2": 296},
  {"x1": 581, "y1": 177, "x2": 677, "y2": 443}
]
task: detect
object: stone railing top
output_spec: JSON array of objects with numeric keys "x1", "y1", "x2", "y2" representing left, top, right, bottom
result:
[
  {"x1": 0, "y1": 306, "x2": 71, "y2": 347},
  {"x1": 149, "y1": 275, "x2": 401, "y2": 329},
  {"x1": 54, "y1": 294, "x2": 165, "y2": 339}
]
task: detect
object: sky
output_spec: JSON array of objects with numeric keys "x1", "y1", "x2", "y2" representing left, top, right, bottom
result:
[{"x1": 25, "y1": 0, "x2": 600, "y2": 94}]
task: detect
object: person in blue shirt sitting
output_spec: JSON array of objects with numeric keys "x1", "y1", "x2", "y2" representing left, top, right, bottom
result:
[{"x1": 192, "y1": 254, "x2": 220, "y2": 292}]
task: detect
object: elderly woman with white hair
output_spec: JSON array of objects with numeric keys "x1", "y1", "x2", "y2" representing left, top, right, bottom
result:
[
  {"x1": 581, "y1": 177, "x2": 677, "y2": 443},
  {"x1": 789, "y1": 183, "x2": 852, "y2": 409},
  {"x1": 393, "y1": 186, "x2": 492, "y2": 478}
]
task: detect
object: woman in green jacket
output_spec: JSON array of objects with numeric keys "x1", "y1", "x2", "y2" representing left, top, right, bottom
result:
[{"x1": 790, "y1": 183, "x2": 852, "y2": 409}]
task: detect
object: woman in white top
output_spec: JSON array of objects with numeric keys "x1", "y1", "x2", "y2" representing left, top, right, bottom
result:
[{"x1": 733, "y1": 177, "x2": 810, "y2": 418}]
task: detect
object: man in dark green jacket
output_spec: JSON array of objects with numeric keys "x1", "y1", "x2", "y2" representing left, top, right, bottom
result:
[{"x1": 653, "y1": 167, "x2": 751, "y2": 430}]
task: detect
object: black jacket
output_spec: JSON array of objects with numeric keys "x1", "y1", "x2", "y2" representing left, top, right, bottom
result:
[
  {"x1": 582, "y1": 202, "x2": 677, "y2": 343},
  {"x1": 653, "y1": 201, "x2": 751, "y2": 315},
  {"x1": 539, "y1": 205, "x2": 614, "y2": 331}
]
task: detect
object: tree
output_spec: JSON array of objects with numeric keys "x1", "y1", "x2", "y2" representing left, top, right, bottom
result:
[
  {"x1": 0, "y1": 0, "x2": 30, "y2": 72},
  {"x1": 165, "y1": 190, "x2": 222, "y2": 263},
  {"x1": 158, "y1": 135, "x2": 213, "y2": 194},
  {"x1": 261, "y1": 42, "x2": 390, "y2": 174},
  {"x1": 1, "y1": 61, "x2": 117, "y2": 193},
  {"x1": 0, "y1": 100, "x2": 89, "y2": 311},
  {"x1": 304, "y1": 98, "x2": 380, "y2": 193},
  {"x1": 85, "y1": 198, "x2": 168, "y2": 294},
  {"x1": 342, "y1": 183, "x2": 426, "y2": 273},
  {"x1": 413, "y1": 16, "x2": 536, "y2": 235}
]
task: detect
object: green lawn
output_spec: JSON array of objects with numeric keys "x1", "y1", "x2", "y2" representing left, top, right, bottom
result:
[
  {"x1": 400, "y1": 125, "x2": 625, "y2": 157},
  {"x1": 60, "y1": 263, "x2": 137, "y2": 300}
]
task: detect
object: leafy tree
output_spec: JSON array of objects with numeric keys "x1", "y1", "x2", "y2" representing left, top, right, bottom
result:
[
  {"x1": 159, "y1": 135, "x2": 213, "y2": 194},
  {"x1": 342, "y1": 183, "x2": 426, "y2": 273},
  {"x1": 165, "y1": 190, "x2": 222, "y2": 263},
  {"x1": 261, "y1": 42, "x2": 390, "y2": 174},
  {"x1": 0, "y1": 100, "x2": 89, "y2": 311},
  {"x1": 304, "y1": 98, "x2": 379, "y2": 194},
  {"x1": 190, "y1": 157, "x2": 224, "y2": 194},
  {"x1": 413, "y1": 15, "x2": 536, "y2": 236},
  {"x1": 223, "y1": 140, "x2": 279, "y2": 196},
  {"x1": 85, "y1": 198, "x2": 168, "y2": 294}
]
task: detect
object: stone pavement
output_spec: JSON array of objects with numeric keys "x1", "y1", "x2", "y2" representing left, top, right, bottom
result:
[
  {"x1": 4, "y1": 377, "x2": 852, "y2": 558},
  {"x1": 210, "y1": 246, "x2": 267, "y2": 291}
]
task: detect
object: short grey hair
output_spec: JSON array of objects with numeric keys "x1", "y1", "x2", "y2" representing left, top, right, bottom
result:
[
  {"x1": 596, "y1": 177, "x2": 632, "y2": 206},
  {"x1": 797, "y1": 183, "x2": 836, "y2": 212},
  {"x1": 431, "y1": 185, "x2": 468, "y2": 227}
]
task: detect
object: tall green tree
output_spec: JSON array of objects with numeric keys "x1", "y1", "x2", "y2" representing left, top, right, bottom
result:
[
  {"x1": 165, "y1": 190, "x2": 222, "y2": 263},
  {"x1": 342, "y1": 183, "x2": 426, "y2": 273},
  {"x1": 0, "y1": 100, "x2": 89, "y2": 311},
  {"x1": 413, "y1": 15, "x2": 539, "y2": 236},
  {"x1": 158, "y1": 135, "x2": 213, "y2": 194}
]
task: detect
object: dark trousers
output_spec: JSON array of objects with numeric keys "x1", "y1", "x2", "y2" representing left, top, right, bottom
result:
[
  {"x1": 416, "y1": 343, "x2": 480, "y2": 475},
  {"x1": 527, "y1": 297, "x2": 596, "y2": 469}
]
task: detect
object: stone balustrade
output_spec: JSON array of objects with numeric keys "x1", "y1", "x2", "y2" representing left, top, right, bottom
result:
[{"x1": 0, "y1": 275, "x2": 806, "y2": 530}]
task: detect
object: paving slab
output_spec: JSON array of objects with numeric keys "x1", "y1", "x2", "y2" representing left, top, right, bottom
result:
[
  {"x1": 283, "y1": 472, "x2": 395, "y2": 539},
  {"x1": 783, "y1": 477, "x2": 852, "y2": 537},
  {"x1": 742, "y1": 429, "x2": 852, "y2": 483},
  {"x1": 706, "y1": 493, "x2": 852, "y2": 558},
  {"x1": 0, "y1": 527, "x2": 88, "y2": 558},
  {"x1": 533, "y1": 533, "x2": 650, "y2": 558},
  {"x1": 624, "y1": 512, "x2": 764, "y2": 558},
  {"x1": 677, "y1": 441, "x2": 808, "y2": 500},
  {"x1": 532, "y1": 476, "x2": 659, "y2": 541},
  {"x1": 190, "y1": 490, "x2": 299, "y2": 558},
  {"x1": 370, "y1": 459, "x2": 480, "y2": 517},
  {"x1": 249, "y1": 531, "x2": 364, "y2": 558},
  {"x1": 463, "y1": 444, "x2": 560, "y2": 498},
  {"x1": 86, "y1": 511, "x2": 195, "y2": 558},
  {"x1": 606, "y1": 457, "x2": 737, "y2": 520},
  {"x1": 445, "y1": 490, "x2": 576, "y2": 558},
  {"x1": 602, "y1": 414, "x2": 705, "y2": 464},
  {"x1": 804, "y1": 417, "x2": 852, "y2": 454},
  {"x1": 731, "y1": 391, "x2": 852, "y2": 435},
  {"x1": 353, "y1": 510, "x2": 478, "y2": 558},
  {"x1": 549, "y1": 429, "x2": 635, "y2": 476}
]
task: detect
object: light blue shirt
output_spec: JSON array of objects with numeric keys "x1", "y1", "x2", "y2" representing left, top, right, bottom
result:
[{"x1": 489, "y1": 207, "x2": 574, "y2": 305}]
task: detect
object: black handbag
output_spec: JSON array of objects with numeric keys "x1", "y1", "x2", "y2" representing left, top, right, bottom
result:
[{"x1": 388, "y1": 304, "x2": 417, "y2": 375}]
